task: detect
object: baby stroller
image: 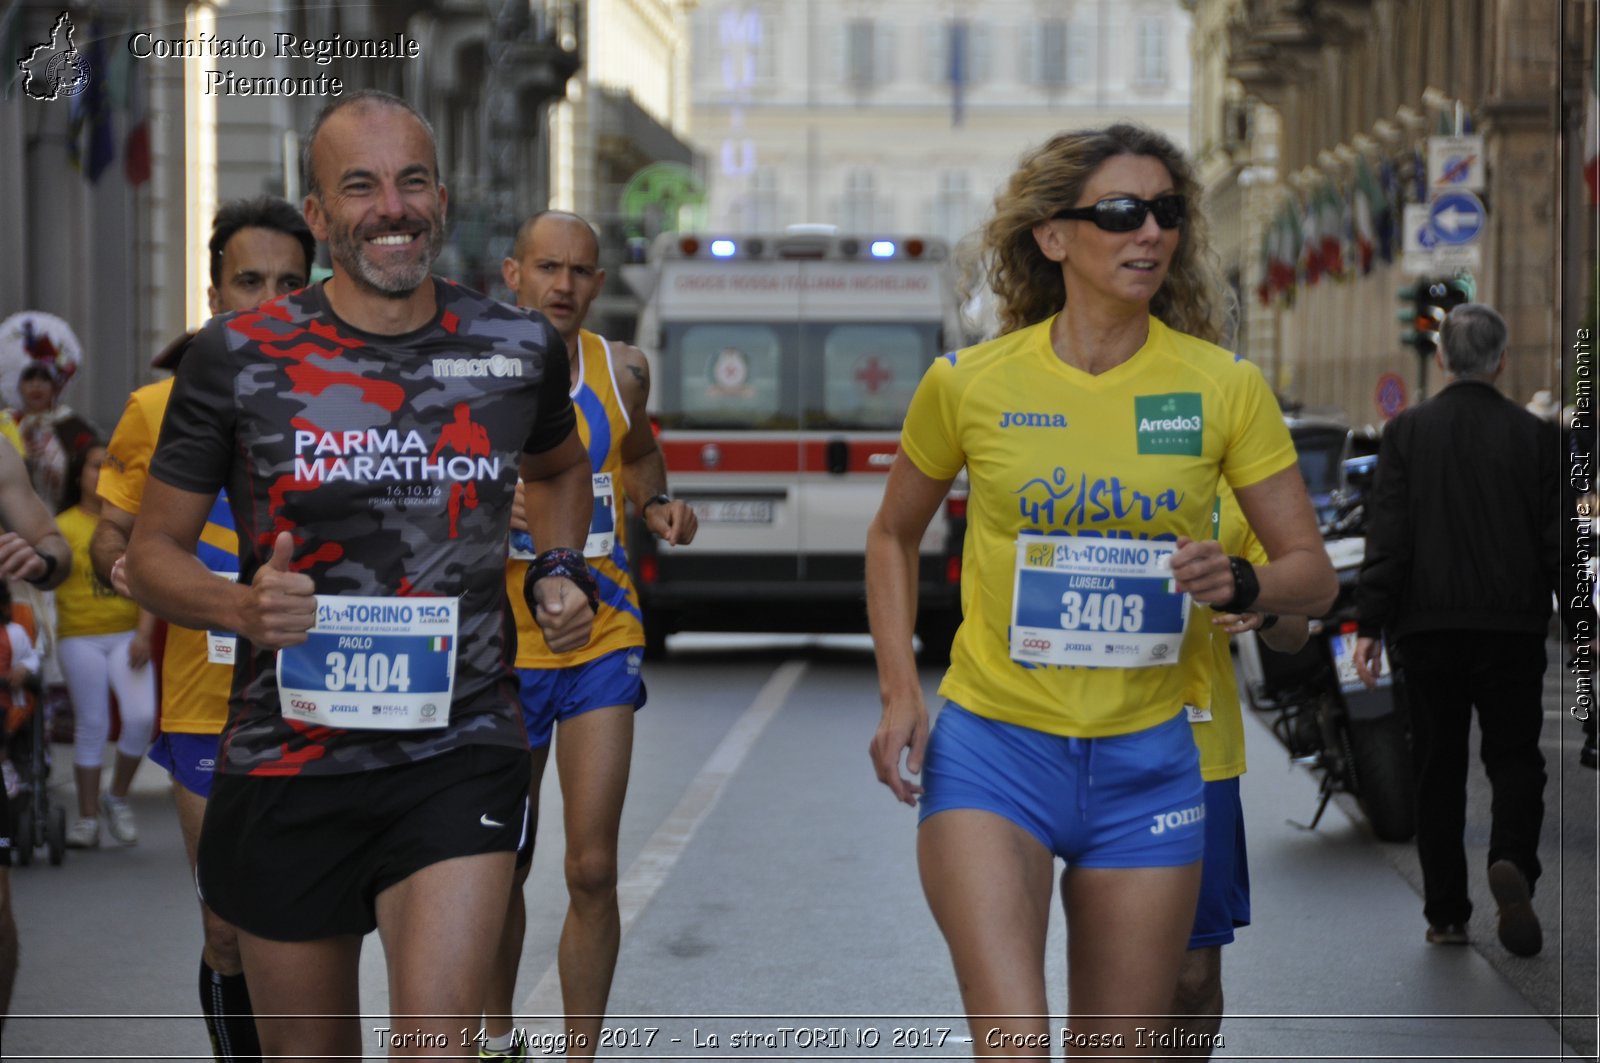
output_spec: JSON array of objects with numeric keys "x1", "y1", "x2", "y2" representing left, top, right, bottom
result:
[{"x1": 4, "y1": 599, "x2": 65, "y2": 866}]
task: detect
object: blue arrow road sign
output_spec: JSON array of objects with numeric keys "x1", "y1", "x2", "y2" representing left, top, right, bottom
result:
[{"x1": 1428, "y1": 191, "x2": 1485, "y2": 246}]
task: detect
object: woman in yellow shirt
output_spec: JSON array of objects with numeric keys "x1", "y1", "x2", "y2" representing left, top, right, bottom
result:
[
  {"x1": 866, "y1": 124, "x2": 1337, "y2": 1058},
  {"x1": 56, "y1": 441, "x2": 156, "y2": 848}
]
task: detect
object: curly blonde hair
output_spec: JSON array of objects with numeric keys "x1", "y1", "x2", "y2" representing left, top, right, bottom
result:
[{"x1": 982, "y1": 124, "x2": 1228, "y2": 344}]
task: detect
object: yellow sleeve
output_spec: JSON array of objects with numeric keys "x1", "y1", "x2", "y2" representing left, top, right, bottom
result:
[
  {"x1": 898, "y1": 356, "x2": 964, "y2": 481},
  {"x1": 98, "y1": 389, "x2": 157, "y2": 515},
  {"x1": 1220, "y1": 358, "x2": 1297, "y2": 491},
  {"x1": 0, "y1": 411, "x2": 22, "y2": 457}
]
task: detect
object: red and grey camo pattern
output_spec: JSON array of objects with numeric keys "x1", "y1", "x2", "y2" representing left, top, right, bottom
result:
[{"x1": 150, "y1": 278, "x2": 577, "y2": 777}]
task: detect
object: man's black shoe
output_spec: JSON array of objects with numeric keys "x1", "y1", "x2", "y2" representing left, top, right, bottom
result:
[{"x1": 1487, "y1": 860, "x2": 1542, "y2": 957}]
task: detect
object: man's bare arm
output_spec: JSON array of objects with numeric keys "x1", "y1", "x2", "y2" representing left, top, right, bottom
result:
[
  {"x1": 91, "y1": 503, "x2": 135, "y2": 589},
  {"x1": 0, "y1": 440, "x2": 69, "y2": 588},
  {"x1": 614, "y1": 343, "x2": 697, "y2": 546},
  {"x1": 126, "y1": 478, "x2": 315, "y2": 649}
]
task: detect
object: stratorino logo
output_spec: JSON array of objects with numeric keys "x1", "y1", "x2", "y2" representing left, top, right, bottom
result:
[
  {"x1": 1134, "y1": 393, "x2": 1203, "y2": 456},
  {"x1": 431, "y1": 355, "x2": 524, "y2": 378},
  {"x1": 998, "y1": 411, "x2": 1069, "y2": 429}
]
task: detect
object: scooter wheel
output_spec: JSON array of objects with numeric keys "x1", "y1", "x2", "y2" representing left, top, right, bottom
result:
[{"x1": 1347, "y1": 712, "x2": 1416, "y2": 842}]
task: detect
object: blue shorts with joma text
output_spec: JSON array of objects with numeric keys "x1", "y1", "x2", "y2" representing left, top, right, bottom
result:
[
  {"x1": 516, "y1": 647, "x2": 647, "y2": 750},
  {"x1": 148, "y1": 731, "x2": 222, "y2": 799},
  {"x1": 1188, "y1": 777, "x2": 1251, "y2": 949},
  {"x1": 920, "y1": 703, "x2": 1205, "y2": 867}
]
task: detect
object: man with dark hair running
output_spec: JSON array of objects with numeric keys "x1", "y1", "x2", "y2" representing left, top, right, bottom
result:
[
  {"x1": 91, "y1": 194, "x2": 313, "y2": 1060},
  {"x1": 124, "y1": 90, "x2": 595, "y2": 1058}
]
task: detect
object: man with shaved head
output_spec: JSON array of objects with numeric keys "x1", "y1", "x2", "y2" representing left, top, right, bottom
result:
[
  {"x1": 479, "y1": 210, "x2": 696, "y2": 1061},
  {"x1": 125, "y1": 90, "x2": 597, "y2": 1058}
]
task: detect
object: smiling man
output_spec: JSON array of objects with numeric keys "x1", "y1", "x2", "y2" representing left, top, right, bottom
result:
[
  {"x1": 91, "y1": 194, "x2": 313, "y2": 1062},
  {"x1": 123, "y1": 90, "x2": 597, "y2": 1059}
]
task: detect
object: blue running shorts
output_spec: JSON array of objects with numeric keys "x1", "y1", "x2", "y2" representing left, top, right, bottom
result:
[
  {"x1": 148, "y1": 731, "x2": 222, "y2": 799},
  {"x1": 516, "y1": 647, "x2": 647, "y2": 750},
  {"x1": 920, "y1": 702, "x2": 1205, "y2": 868},
  {"x1": 1187, "y1": 777, "x2": 1251, "y2": 948}
]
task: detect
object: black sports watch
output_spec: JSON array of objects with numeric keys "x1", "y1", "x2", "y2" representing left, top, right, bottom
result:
[
  {"x1": 24, "y1": 547, "x2": 58, "y2": 587},
  {"x1": 1217, "y1": 555, "x2": 1260, "y2": 614},
  {"x1": 641, "y1": 494, "x2": 672, "y2": 513}
]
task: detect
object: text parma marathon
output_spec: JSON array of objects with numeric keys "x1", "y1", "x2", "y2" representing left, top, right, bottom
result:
[{"x1": 129, "y1": 31, "x2": 420, "y2": 96}]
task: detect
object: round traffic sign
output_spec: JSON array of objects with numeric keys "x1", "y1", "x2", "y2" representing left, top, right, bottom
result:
[
  {"x1": 1375, "y1": 372, "x2": 1408, "y2": 419},
  {"x1": 1428, "y1": 191, "x2": 1485, "y2": 246}
]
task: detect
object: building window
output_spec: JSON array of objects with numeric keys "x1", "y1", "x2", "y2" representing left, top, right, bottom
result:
[
  {"x1": 749, "y1": 167, "x2": 781, "y2": 231},
  {"x1": 1037, "y1": 18, "x2": 1068, "y2": 87},
  {"x1": 1024, "y1": 15, "x2": 1089, "y2": 88},
  {"x1": 931, "y1": 170, "x2": 971, "y2": 244},
  {"x1": 1134, "y1": 16, "x2": 1167, "y2": 87},
  {"x1": 841, "y1": 169, "x2": 876, "y2": 230},
  {"x1": 846, "y1": 19, "x2": 876, "y2": 86},
  {"x1": 839, "y1": 18, "x2": 895, "y2": 88}
]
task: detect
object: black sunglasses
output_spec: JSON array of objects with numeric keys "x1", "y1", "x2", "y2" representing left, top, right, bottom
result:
[{"x1": 1052, "y1": 194, "x2": 1186, "y2": 232}]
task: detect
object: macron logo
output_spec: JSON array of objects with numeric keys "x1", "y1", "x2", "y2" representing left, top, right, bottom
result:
[{"x1": 432, "y1": 355, "x2": 524, "y2": 379}]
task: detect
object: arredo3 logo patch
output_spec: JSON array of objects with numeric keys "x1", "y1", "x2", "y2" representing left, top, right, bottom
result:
[{"x1": 1134, "y1": 393, "x2": 1203, "y2": 456}]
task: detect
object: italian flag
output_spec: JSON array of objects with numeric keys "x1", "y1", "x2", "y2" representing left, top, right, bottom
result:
[{"x1": 430, "y1": 636, "x2": 451, "y2": 652}]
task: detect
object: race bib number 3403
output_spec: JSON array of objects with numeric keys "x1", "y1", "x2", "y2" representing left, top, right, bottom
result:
[
  {"x1": 276, "y1": 595, "x2": 458, "y2": 730},
  {"x1": 1010, "y1": 534, "x2": 1189, "y2": 668}
]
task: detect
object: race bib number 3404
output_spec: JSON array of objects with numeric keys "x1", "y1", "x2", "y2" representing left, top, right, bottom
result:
[
  {"x1": 276, "y1": 595, "x2": 458, "y2": 730},
  {"x1": 1010, "y1": 535, "x2": 1189, "y2": 668}
]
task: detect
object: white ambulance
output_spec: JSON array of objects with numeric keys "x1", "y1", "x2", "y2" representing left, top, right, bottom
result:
[{"x1": 621, "y1": 228, "x2": 970, "y2": 657}]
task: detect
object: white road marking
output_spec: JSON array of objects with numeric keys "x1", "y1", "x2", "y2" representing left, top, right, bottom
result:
[{"x1": 517, "y1": 658, "x2": 809, "y2": 1020}]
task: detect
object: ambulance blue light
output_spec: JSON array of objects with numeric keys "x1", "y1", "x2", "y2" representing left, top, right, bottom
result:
[
  {"x1": 870, "y1": 240, "x2": 896, "y2": 258},
  {"x1": 710, "y1": 240, "x2": 737, "y2": 257}
]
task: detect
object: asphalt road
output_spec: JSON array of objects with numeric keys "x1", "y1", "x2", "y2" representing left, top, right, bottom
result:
[{"x1": 4, "y1": 633, "x2": 1594, "y2": 1061}]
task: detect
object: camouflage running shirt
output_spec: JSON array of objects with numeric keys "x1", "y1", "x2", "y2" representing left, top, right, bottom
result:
[{"x1": 150, "y1": 278, "x2": 576, "y2": 777}]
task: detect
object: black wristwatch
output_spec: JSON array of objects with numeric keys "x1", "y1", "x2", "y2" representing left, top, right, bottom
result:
[
  {"x1": 642, "y1": 494, "x2": 672, "y2": 513},
  {"x1": 1217, "y1": 555, "x2": 1260, "y2": 613},
  {"x1": 24, "y1": 547, "x2": 58, "y2": 587}
]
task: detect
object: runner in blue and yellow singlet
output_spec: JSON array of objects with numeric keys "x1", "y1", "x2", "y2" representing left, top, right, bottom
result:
[
  {"x1": 481, "y1": 211, "x2": 697, "y2": 1063},
  {"x1": 867, "y1": 124, "x2": 1338, "y2": 1058}
]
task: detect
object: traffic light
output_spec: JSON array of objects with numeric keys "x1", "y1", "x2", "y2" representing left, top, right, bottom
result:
[{"x1": 1404, "y1": 276, "x2": 1472, "y2": 358}]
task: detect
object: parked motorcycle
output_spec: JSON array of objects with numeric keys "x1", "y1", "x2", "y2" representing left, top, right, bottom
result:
[{"x1": 1235, "y1": 451, "x2": 1416, "y2": 843}]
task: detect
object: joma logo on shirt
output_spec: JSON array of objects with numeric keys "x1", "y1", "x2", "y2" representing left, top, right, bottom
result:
[
  {"x1": 998, "y1": 411, "x2": 1069, "y2": 429},
  {"x1": 1134, "y1": 393, "x2": 1203, "y2": 456},
  {"x1": 431, "y1": 355, "x2": 523, "y2": 378}
]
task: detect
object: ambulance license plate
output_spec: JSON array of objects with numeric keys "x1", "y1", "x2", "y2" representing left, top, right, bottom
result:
[{"x1": 690, "y1": 499, "x2": 773, "y2": 524}]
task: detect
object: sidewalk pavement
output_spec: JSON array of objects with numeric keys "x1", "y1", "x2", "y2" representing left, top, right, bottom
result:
[{"x1": 1224, "y1": 639, "x2": 1592, "y2": 1062}]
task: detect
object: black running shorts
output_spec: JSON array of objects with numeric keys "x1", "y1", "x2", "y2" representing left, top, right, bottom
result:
[{"x1": 196, "y1": 745, "x2": 529, "y2": 940}]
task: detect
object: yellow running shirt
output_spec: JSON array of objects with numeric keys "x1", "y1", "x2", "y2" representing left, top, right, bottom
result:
[
  {"x1": 900, "y1": 314, "x2": 1295, "y2": 738},
  {"x1": 98, "y1": 377, "x2": 239, "y2": 734},
  {"x1": 507, "y1": 330, "x2": 645, "y2": 667},
  {"x1": 55, "y1": 506, "x2": 140, "y2": 639},
  {"x1": 1182, "y1": 485, "x2": 1266, "y2": 782}
]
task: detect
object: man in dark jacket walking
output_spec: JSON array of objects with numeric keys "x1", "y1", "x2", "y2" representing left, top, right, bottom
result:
[{"x1": 1354, "y1": 302, "x2": 1559, "y2": 957}]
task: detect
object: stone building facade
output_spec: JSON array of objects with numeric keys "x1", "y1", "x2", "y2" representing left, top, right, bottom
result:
[{"x1": 1186, "y1": 0, "x2": 1587, "y2": 427}]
